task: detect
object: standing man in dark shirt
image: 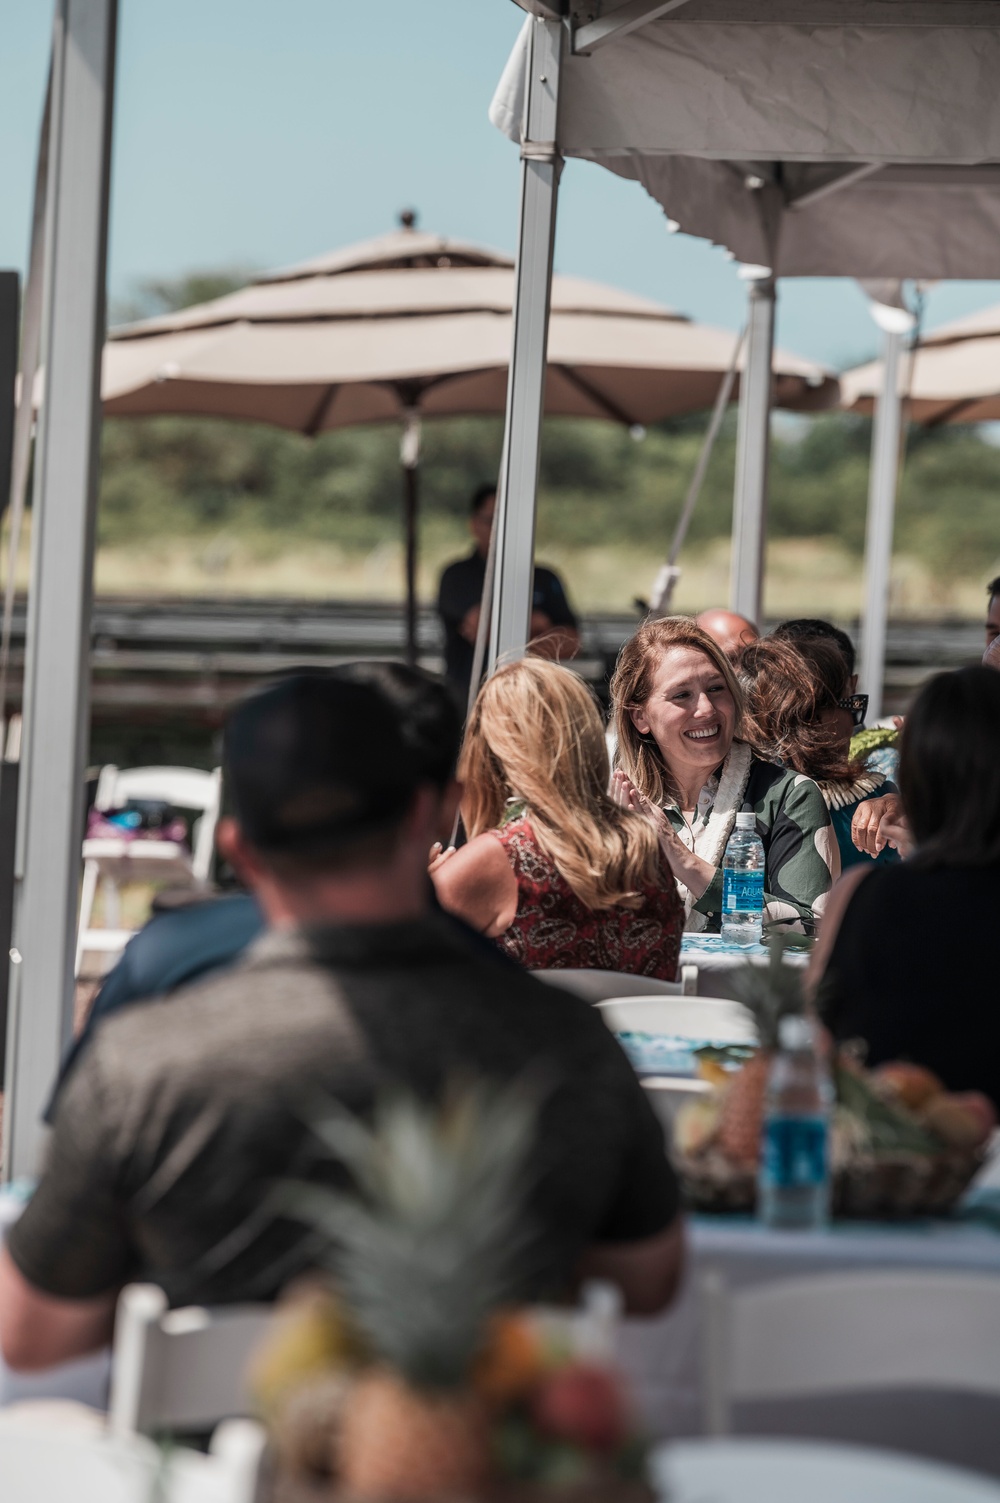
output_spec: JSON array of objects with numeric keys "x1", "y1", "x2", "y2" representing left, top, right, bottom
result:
[{"x1": 437, "y1": 484, "x2": 581, "y2": 702}]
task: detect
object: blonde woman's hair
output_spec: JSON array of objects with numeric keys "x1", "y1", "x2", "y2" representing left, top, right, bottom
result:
[
  {"x1": 609, "y1": 618, "x2": 744, "y2": 806},
  {"x1": 460, "y1": 658, "x2": 660, "y2": 912}
]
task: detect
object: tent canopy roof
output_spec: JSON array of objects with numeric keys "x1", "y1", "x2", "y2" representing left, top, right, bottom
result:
[{"x1": 492, "y1": 2, "x2": 1000, "y2": 277}]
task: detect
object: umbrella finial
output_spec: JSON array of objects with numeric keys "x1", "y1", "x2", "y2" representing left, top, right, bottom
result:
[{"x1": 399, "y1": 208, "x2": 417, "y2": 231}]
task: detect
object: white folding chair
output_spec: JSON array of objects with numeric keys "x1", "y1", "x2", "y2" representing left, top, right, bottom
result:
[
  {"x1": 0, "y1": 1409, "x2": 264, "y2": 1503},
  {"x1": 531, "y1": 965, "x2": 700, "y2": 1002},
  {"x1": 76, "y1": 765, "x2": 222, "y2": 976},
  {"x1": 596, "y1": 994, "x2": 757, "y2": 1044},
  {"x1": 108, "y1": 1284, "x2": 272, "y2": 1439},
  {"x1": 700, "y1": 1268, "x2": 1000, "y2": 1437}
]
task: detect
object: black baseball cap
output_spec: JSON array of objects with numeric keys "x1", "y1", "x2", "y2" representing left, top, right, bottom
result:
[{"x1": 224, "y1": 671, "x2": 419, "y2": 851}]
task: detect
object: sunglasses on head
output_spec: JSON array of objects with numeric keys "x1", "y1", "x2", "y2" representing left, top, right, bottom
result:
[{"x1": 838, "y1": 692, "x2": 869, "y2": 728}]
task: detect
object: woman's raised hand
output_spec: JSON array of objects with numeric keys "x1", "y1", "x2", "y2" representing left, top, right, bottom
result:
[
  {"x1": 612, "y1": 770, "x2": 673, "y2": 841},
  {"x1": 612, "y1": 770, "x2": 712, "y2": 899},
  {"x1": 612, "y1": 769, "x2": 656, "y2": 818},
  {"x1": 428, "y1": 841, "x2": 457, "y2": 875}
]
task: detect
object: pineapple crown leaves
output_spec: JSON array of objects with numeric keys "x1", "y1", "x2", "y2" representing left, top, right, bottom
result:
[
  {"x1": 727, "y1": 932, "x2": 808, "y2": 1052},
  {"x1": 276, "y1": 1075, "x2": 543, "y2": 1393}
]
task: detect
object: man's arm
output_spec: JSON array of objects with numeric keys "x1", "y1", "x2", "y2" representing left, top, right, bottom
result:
[
  {"x1": 0, "y1": 1247, "x2": 116, "y2": 1371},
  {"x1": 3, "y1": 1042, "x2": 135, "y2": 1370},
  {"x1": 576, "y1": 1216, "x2": 685, "y2": 1316}
]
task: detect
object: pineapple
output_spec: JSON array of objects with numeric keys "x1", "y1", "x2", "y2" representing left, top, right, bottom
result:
[
  {"x1": 716, "y1": 936, "x2": 808, "y2": 1165},
  {"x1": 286, "y1": 1080, "x2": 538, "y2": 1500},
  {"x1": 340, "y1": 1369, "x2": 490, "y2": 1500}
]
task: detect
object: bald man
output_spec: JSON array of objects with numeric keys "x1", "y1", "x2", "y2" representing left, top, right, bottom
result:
[{"x1": 695, "y1": 608, "x2": 759, "y2": 661}]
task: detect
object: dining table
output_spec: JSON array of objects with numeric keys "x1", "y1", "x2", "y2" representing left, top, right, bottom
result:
[{"x1": 679, "y1": 932, "x2": 809, "y2": 999}]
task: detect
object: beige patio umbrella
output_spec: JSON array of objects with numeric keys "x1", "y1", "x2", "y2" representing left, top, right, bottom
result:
[
  {"x1": 841, "y1": 302, "x2": 1000, "y2": 426},
  {"x1": 102, "y1": 220, "x2": 838, "y2": 660}
]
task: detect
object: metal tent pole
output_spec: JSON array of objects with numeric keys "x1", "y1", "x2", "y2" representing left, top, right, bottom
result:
[
  {"x1": 4, "y1": 0, "x2": 118, "y2": 1179},
  {"x1": 400, "y1": 408, "x2": 421, "y2": 667},
  {"x1": 860, "y1": 327, "x2": 905, "y2": 722},
  {"x1": 489, "y1": 14, "x2": 564, "y2": 671},
  {"x1": 729, "y1": 275, "x2": 775, "y2": 625}
]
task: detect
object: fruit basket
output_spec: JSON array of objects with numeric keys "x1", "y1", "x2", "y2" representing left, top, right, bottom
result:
[
  {"x1": 675, "y1": 1057, "x2": 991, "y2": 1220},
  {"x1": 670, "y1": 941, "x2": 994, "y2": 1221}
]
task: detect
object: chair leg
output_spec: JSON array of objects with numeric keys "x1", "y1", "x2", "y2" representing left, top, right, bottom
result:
[
  {"x1": 103, "y1": 875, "x2": 122, "y2": 931},
  {"x1": 699, "y1": 1267, "x2": 732, "y2": 1436},
  {"x1": 75, "y1": 859, "x2": 100, "y2": 977}
]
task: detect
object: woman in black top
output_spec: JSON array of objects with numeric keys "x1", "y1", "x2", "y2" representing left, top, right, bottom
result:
[{"x1": 813, "y1": 665, "x2": 1000, "y2": 1109}]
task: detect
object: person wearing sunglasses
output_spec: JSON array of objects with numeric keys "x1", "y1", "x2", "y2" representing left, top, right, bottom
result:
[{"x1": 736, "y1": 635, "x2": 900, "y2": 872}]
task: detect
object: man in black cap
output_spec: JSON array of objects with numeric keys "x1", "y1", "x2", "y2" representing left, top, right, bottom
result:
[{"x1": 0, "y1": 669, "x2": 683, "y2": 1371}]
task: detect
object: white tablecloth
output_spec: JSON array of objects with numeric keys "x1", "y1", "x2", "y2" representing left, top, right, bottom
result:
[
  {"x1": 680, "y1": 934, "x2": 808, "y2": 999},
  {"x1": 620, "y1": 1212, "x2": 1000, "y2": 1475},
  {"x1": 654, "y1": 1438, "x2": 1000, "y2": 1503}
]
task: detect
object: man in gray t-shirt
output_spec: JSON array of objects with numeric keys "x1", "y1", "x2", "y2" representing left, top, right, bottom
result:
[{"x1": 0, "y1": 668, "x2": 682, "y2": 1372}]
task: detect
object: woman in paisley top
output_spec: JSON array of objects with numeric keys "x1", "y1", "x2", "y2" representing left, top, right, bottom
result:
[
  {"x1": 610, "y1": 618, "x2": 837, "y2": 935},
  {"x1": 432, "y1": 658, "x2": 683, "y2": 978},
  {"x1": 738, "y1": 635, "x2": 899, "y2": 872}
]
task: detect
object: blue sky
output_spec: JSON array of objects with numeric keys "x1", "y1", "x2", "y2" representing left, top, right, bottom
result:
[{"x1": 4, "y1": 1, "x2": 1000, "y2": 371}]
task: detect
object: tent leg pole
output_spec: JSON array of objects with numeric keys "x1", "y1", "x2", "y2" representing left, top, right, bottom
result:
[
  {"x1": 730, "y1": 276, "x2": 775, "y2": 625},
  {"x1": 3, "y1": 0, "x2": 118, "y2": 1180},
  {"x1": 403, "y1": 462, "x2": 418, "y2": 667},
  {"x1": 860, "y1": 328, "x2": 904, "y2": 723},
  {"x1": 489, "y1": 15, "x2": 564, "y2": 672}
]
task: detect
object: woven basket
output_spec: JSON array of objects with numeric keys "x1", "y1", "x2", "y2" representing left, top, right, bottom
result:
[{"x1": 678, "y1": 1147, "x2": 983, "y2": 1219}]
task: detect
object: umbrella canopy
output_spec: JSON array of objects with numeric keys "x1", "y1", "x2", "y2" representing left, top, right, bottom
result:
[
  {"x1": 102, "y1": 226, "x2": 837, "y2": 425},
  {"x1": 842, "y1": 303, "x2": 1000, "y2": 425},
  {"x1": 493, "y1": 5, "x2": 1000, "y2": 279}
]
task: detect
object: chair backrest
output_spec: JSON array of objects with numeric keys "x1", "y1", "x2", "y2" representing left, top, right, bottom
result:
[
  {"x1": 94, "y1": 766, "x2": 222, "y2": 879},
  {"x1": 701, "y1": 1268, "x2": 1000, "y2": 1436},
  {"x1": 0, "y1": 1413, "x2": 265, "y2": 1503},
  {"x1": 109, "y1": 1284, "x2": 272, "y2": 1438},
  {"x1": 597, "y1": 994, "x2": 757, "y2": 1044},
  {"x1": 531, "y1": 966, "x2": 699, "y2": 1002}
]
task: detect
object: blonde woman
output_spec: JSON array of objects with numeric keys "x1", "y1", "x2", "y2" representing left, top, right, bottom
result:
[
  {"x1": 609, "y1": 618, "x2": 837, "y2": 935},
  {"x1": 432, "y1": 658, "x2": 683, "y2": 977}
]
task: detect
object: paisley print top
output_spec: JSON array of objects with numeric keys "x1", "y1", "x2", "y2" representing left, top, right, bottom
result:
[{"x1": 490, "y1": 816, "x2": 682, "y2": 979}]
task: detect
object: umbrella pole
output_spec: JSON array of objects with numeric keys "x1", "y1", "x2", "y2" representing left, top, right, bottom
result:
[{"x1": 400, "y1": 409, "x2": 422, "y2": 667}]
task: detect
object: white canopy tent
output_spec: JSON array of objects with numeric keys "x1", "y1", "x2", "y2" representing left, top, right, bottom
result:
[{"x1": 488, "y1": 1, "x2": 1000, "y2": 702}]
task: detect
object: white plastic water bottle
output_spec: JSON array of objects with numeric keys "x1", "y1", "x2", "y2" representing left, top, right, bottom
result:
[
  {"x1": 758, "y1": 1014, "x2": 832, "y2": 1231},
  {"x1": 720, "y1": 811, "x2": 765, "y2": 945}
]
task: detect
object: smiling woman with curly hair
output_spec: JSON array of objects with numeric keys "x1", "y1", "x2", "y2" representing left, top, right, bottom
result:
[{"x1": 737, "y1": 635, "x2": 899, "y2": 872}]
